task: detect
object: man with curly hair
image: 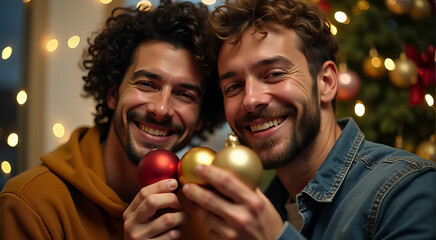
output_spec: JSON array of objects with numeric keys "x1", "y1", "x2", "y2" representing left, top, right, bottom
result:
[
  {"x1": 182, "y1": 0, "x2": 436, "y2": 239},
  {"x1": 0, "y1": 1, "x2": 224, "y2": 239}
]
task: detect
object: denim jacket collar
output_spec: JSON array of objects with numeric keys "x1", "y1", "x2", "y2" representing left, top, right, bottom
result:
[{"x1": 300, "y1": 117, "x2": 364, "y2": 203}]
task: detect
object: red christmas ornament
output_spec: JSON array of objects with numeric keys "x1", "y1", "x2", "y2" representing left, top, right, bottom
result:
[
  {"x1": 337, "y1": 67, "x2": 361, "y2": 101},
  {"x1": 138, "y1": 149, "x2": 180, "y2": 187}
]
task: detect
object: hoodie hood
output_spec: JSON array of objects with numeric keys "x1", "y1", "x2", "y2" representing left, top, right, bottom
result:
[{"x1": 40, "y1": 126, "x2": 128, "y2": 217}]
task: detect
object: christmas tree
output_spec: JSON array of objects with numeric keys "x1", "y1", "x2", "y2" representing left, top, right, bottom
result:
[{"x1": 317, "y1": 0, "x2": 435, "y2": 158}]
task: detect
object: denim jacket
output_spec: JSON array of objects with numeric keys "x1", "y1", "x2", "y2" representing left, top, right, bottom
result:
[{"x1": 265, "y1": 118, "x2": 436, "y2": 240}]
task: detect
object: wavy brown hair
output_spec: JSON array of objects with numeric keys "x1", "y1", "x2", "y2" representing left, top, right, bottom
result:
[
  {"x1": 209, "y1": 0, "x2": 339, "y2": 82},
  {"x1": 82, "y1": 0, "x2": 225, "y2": 140}
]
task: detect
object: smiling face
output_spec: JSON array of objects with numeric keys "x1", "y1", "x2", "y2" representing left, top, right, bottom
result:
[
  {"x1": 108, "y1": 40, "x2": 204, "y2": 165},
  {"x1": 218, "y1": 23, "x2": 321, "y2": 169}
]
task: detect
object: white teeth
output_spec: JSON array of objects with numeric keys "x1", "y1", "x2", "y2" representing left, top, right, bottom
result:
[
  {"x1": 250, "y1": 118, "x2": 284, "y2": 132},
  {"x1": 139, "y1": 124, "x2": 168, "y2": 136}
]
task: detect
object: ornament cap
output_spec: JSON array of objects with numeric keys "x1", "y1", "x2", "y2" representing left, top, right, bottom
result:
[{"x1": 225, "y1": 132, "x2": 240, "y2": 147}]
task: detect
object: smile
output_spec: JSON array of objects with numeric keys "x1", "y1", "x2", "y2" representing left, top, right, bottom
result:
[
  {"x1": 249, "y1": 117, "x2": 285, "y2": 132},
  {"x1": 138, "y1": 122, "x2": 169, "y2": 137}
]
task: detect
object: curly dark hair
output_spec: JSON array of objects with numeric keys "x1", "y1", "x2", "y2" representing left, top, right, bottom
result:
[
  {"x1": 209, "y1": 0, "x2": 339, "y2": 84},
  {"x1": 81, "y1": 0, "x2": 225, "y2": 140}
]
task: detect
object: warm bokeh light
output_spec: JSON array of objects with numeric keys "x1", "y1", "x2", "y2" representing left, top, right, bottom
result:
[
  {"x1": 1, "y1": 161, "x2": 11, "y2": 175},
  {"x1": 384, "y1": 58, "x2": 395, "y2": 71},
  {"x1": 202, "y1": 0, "x2": 216, "y2": 5},
  {"x1": 53, "y1": 123, "x2": 65, "y2": 138},
  {"x1": 354, "y1": 101, "x2": 365, "y2": 117},
  {"x1": 7, "y1": 133, "x2": 19, "y2": 147},
  {"x1": 16, "y1": 90, "x2": 28, "y2": 105},
  {"x1": 425, "y1": 94, "x2": 434, "y2": 106},
  {"x1": 371, "y1": 57, "x2": 382, "y2": 68},
  {"x1": 334, "y1": 11, "x2": 348, "y2": 23},
  {"x1": 100, "y1": 0, "x2": 112, "y2": 4},
  {"x1": 23, "y1": 0, "x2": 31, "y2": 3},
  {"x1": 2, "y1": 46, "x2": 12, "y2": 60},
  {"x1": 68, "y1": 35, "x2": 80, "y2": 48},
  {"x1": 46, "y1": 39, "x2": 59, "y2": 52},
  {"x1": 137, "y1": 0, "x2": 152, "y2": 11},
  {"x1": 357, "y1": 0, "x2": 370, "y2": 10},
  {"x1": 330, "y1": 24, "x2": 338, "y2": 35}
]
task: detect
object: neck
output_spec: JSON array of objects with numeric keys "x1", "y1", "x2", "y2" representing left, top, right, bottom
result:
[
  {"x1": 276, "y1": 110, "x2": 342, "y2": 201},
  {"x1": 101, "y1": 124, "x2": 141, "y2": 203}
]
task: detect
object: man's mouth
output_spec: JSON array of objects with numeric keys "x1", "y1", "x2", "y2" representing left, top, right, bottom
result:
[
  {"x1": 249, "y1": 117, "x2": 285, "y2": 132},
  {"x1": 137, "y1": 122, "x2": 169, "y2": 137}
]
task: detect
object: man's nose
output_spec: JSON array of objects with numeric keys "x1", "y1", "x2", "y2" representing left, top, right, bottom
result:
[
  {"x1": 148, "y1": 87, "x2": 175, "y2": 121},
  {"x1": 241, "y1": 77, "x2": 271, "y2": 112}
]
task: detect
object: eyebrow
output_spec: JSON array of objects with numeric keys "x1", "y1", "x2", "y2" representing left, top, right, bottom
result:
[
  {"x1": 218, "y1": 55, "x2": 294, "y2": 82},
  {"x1": 132, "y1": 69, "x2": 202, "y2": 96}
]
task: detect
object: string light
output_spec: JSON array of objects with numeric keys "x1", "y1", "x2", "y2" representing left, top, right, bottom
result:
[
  {"x1": 354, "y1": 100, "x2": 365, "y2": 117},
  {"x1": 7, "y1": 133, "x2": 19, "y2": 147},
  {"x1": 16, "y1": 90, "x2": 27, "y2": 105},
  {"x1": 425, "y1": 94, "x2": 434, "y2": 106},
  {"x1": 68, "y1": 35, "x2": 80, "y2": 49},
  {"x1": 137, "y1": 0, "x2": 152, "y2": 11},
  {"x1": 2, "y1": 46, "x2": 12, "y2": 60},
  {"x1": 53, "y1": 123, "x2": 65, "y2": 138},
  {"x1": 202, "y1": 0, "x2": 216, "y2": 5},
  {"x1": 330, "y1": 23, "x2": 338, "y2": 35},
  {"x1": 384, "y1": 58, "x2": 395, "y2": 70},
  {"x1": 334, "y1": 11, "x2": 349, "y2": 24},
  {"x1": 1, "y1": 161, "x2": 11, "y2": 175},
  {"x1": 46, "y1": 39, "x2": 59, "y2": 52}
]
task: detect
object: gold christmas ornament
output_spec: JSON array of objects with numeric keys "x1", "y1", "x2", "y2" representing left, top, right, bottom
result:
[
  {"x1": 389, "y1": 52, "x2": 418, "y2": 88},
  {"x1": 409, "y1": 0, "x2": 431, "y2": 20},
  {"x1": 362, "y1": 49, "x2": 387, "y2": 79},
  {"x1": 415, "y1": 135, "x2": 436, "y2": 162},
  {"x1": 385, "y1": 0, "x2": 414, "y2": 14},
  {"x1": 213, "y1": 132, "x2": 263, "y2": 189},
  {"x1": 178, "y1": 147, "x2": 216, "y2": 185}
]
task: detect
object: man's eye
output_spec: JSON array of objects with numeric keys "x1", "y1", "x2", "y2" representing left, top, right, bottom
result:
[
  {"x1": 175, "y1": 91, "x2": 197, "y2": 103},
  {"x1": 138, "y1": 81, "x2": 157, "y2": 90},
  {"x1": 225, "y1": 82, "x2": 243, "y2": 94},
  {"x1": 264, "y1": 71, "x2": 285, "y2": 80}
]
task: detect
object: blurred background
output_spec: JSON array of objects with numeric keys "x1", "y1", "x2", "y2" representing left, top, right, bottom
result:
[{"x1": 0, "y1": 0, "x2": 435, "y2": 190}]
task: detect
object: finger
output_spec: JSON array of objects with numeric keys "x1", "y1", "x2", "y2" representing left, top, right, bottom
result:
[
  {"x1": 133, "y1": 192, "x2": 182, "y2": 223},
  {"x1": 194, "y1": 164, "x2": 256, "y2": 204},
  {"x1": 146, "y1": 212, "x2": 190, "y2": 239},
  {"x1": 124, "y1": 179, "x2": 178, "y2": 220}
]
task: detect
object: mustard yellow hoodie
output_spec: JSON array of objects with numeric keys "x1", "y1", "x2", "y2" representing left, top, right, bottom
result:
[
  {"x1": 0, "y1": 126, "x2": 210, "y2": 240},
  {"x1": 0, "y1": 126, "x2": 127, "y2": 239}
]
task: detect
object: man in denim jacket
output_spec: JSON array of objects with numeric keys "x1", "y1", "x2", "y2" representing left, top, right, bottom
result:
[{"x1": 182, "y1": 0, "x2": 436, "y2": 239}]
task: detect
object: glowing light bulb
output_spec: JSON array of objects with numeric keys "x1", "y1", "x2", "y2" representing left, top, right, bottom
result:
[
  {"x1": 17, "y1": 90, "x2": 28, "y2": 105},
  {"x1": 7, "y1": 133, "x2": 19, "y2": 147},
  {"x1": 100, "y1": 0, "x2": 112, "y2": 4},
  {"x1": 2, "y1": 46, "x2": 12, "y2": 60},
  {"x1": 334, "y1": 11, "x2": 348, "y2": 23},
  {"x1": 53, "y1": 123, "x2": 65, "y2": 138},
  {"x1": 137, "y1": 0, "x2": 152, "y2": 11},
  {"x1": 1, "y1": 161, "x2": 11, "y2": 175},
  {"x1": 68, "y1": 35, "x2": 80, "y2": 48},
  {"x1": 354, "y1": 101, "x2": 365, "y2": 117},
  {"x1": 425, "y1": 94, "x2": 434, "y2": 106},
  {"x1": 330, "y1": 24, "x2": 338, "y2": 35},
  {"x1": 202, "y1": 0, "x2": 216, "y2": 5},
  {"x1": 384, "y1": 58, "x2": 395, "y2": 71},
  {"x1": 46, "y1": 39, "x2": 59, "y2": 52}
]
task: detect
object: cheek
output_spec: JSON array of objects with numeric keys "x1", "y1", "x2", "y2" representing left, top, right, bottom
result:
[
  {"x1": 223, "y1": 97, "x2": 241, "y2": 127},
  {"x1": 176, "y1": 104, "x2": 201, "y2": 127}
]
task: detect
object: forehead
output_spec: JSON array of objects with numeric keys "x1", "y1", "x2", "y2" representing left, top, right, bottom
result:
[
  {"x1": 130, "y1": 40, "x2": 203, "y2": 84},
  {"x1": 217, "y1": 23, "x2": 302, "y2": 71}
]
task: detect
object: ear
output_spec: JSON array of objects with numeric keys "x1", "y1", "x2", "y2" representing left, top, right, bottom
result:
[
  {"x1": 107, "y1": 86, "x2": 117, "y2": 110},
  {"x1": 318, "y1": 60, "x2": 338, "y2": 104}
]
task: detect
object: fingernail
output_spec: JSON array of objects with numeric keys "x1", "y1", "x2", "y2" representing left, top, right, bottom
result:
[{"x1": 167, "y1": 179, "x2": 177, "y2": 189}]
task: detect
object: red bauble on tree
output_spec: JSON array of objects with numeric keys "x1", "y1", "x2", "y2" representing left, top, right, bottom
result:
[{"x1": 337, "y1": 63, "x2": 361, "y2": 101}]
